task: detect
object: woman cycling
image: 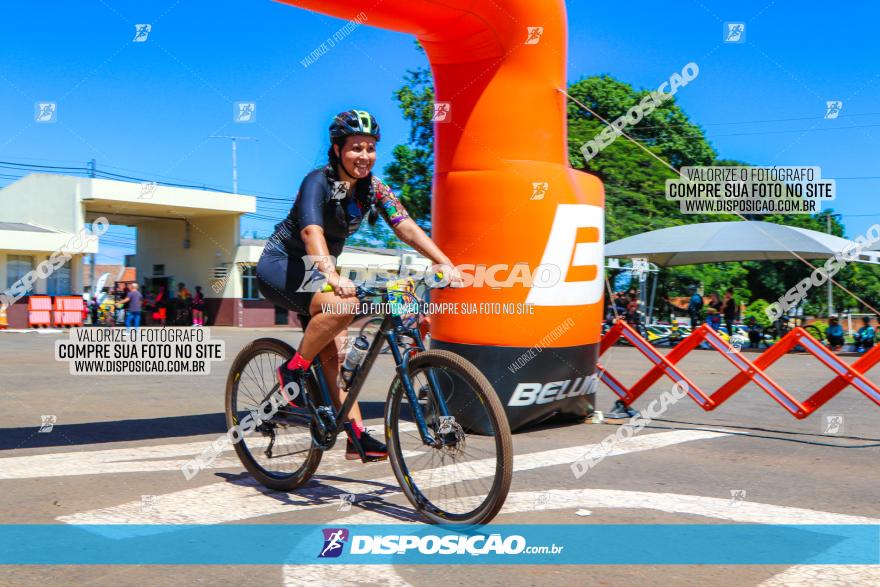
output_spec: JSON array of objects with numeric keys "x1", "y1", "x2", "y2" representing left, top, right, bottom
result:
[{"x1": 256, "y1": 109, "x2": 460, "y2": 462}]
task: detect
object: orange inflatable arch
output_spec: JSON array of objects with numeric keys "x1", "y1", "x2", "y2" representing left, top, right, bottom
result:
[{"x1": 277, "y1": 0, "x2": 605, "y2": 430}]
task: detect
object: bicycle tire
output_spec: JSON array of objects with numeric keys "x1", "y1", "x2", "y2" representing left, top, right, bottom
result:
[
  {"x1": 384, "y1": 350, "x2": 512, "y2": 525},
  {"x1": 225, "y1": 338, "x2": 322, "y2": 491}
]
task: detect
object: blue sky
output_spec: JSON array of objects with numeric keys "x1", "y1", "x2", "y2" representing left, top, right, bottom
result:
[{"x1": 1, "y1": 0, "x2": 877, "y2": 263}]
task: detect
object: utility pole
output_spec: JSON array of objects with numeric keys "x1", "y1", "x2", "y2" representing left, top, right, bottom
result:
[
  {"x1": 208, "y1": 136, "x2": 258, "y2": 194},
  {"x1": 89, "y1": 253, "x2": 96, "y2": 301},
  {"x1": 826, "y1": 212, "x2": 842, "y2": 317},
  {"x1": 87, "y1": 159, "x2": 97, "y2": 303},
  {"x1": 828, "y1": 214, "x2": 833, "y2": 317}
]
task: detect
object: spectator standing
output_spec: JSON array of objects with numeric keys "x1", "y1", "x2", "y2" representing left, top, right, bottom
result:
[
  {"x1": 625, "y1": 292, "x2": 640, "y2": 325},
  {"x1": 825, "y1": 316, "x2": 844, "y2": 351},
  {"x1": 89, "y1": 297, "x2": 99, "y2": 326},
  {"x1": 176, "y1": 282, "x2": 192, "y2": 325},
  {"x1": 142, "y1": 288, "x2": 156, "y2": 325},
  {"x1": 722, "y1": 289, "x2": 737, "y2": 337},
  {"x1": 708, "y1": 291, "x2": 723, "y2": 314},
  {"x1": 122, "y1": 283, "x2": 143, "y2": 329},
  {"x1": 746, "y1": 316, "x2": 764, "y2": 349},
  {"x1": 152, "y1": 286, "x2": 167, "y2": 326},
  {"x1": 115, "y1": 285, "x2": 128, "y2": 325},
  {"x1": 706, "y1": 307, "x2": 722, "y2": 331},
  {"x1": 687, "y1": 286, "x2": 703, "y2": 327},
  {"x1": 613, "y1": 292, "x2": 627, "y2": 317},
  {"x1": 192, "y1": 285, "x2": 206, "y2": 326}
]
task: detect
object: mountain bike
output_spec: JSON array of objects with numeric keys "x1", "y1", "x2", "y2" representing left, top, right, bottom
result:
[{"x1": 225, "y1": 277, "x2": 513, "y2": 525}]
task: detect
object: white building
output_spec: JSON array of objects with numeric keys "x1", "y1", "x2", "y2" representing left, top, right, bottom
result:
[{"x1": 0, "y1": 173, "x2": 425, "y2": 328}]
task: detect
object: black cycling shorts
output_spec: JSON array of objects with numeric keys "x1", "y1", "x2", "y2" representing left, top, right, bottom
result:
[{"x1": 256, "y1": 250, "x2": 313, "y2": 315}]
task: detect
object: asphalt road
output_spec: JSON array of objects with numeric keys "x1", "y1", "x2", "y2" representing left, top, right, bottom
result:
[{"x1": 1, "y1": 327, "x2": 878, "y2": 586}]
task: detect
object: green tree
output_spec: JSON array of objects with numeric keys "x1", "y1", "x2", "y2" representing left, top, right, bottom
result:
[
  {"x1": 379, "y1": 63, "x2": 880, "y2": 316},
  {"x1": 566, "y1": 75, "x2": 725, "y2": 242},
  {"x1": 350, "y1": 45, "x2": 434, "y2": 249},
  {"x1": 383, "y1": 44, "x2": 434, "y2": 228},
  {"x1": 745, "y1": 299, "x2": 773, "y2": 327}
]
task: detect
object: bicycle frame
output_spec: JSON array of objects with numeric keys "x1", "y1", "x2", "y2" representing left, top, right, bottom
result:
[{"x1": 306, "y1": 307, "x2": 451, "y2": 452}]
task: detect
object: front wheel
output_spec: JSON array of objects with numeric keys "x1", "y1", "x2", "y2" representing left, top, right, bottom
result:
[{"x1": 385, "y1": 350, "x2": 512, "y2": 525}]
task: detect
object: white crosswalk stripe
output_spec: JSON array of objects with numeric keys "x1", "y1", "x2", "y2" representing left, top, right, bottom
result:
[
  {"x1": 58, "y1": 429, "x2": 727, "y2": 532},
  {"x1": 286, "y1": 489, "x2": 880, "y2": 587},
  {"x1": 23, "y1": 423, "x2": 872, "y2": 586},
  {"x1": 1, "y1": 423, "x2": 417, "y2": 480},
  {"x1": 0, "y1": 439, "x2": 235, "y2": 479}
]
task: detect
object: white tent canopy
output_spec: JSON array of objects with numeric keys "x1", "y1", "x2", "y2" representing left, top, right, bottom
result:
[{"x1": 605, "y1": 221, "x2": 879, "y2": 266}]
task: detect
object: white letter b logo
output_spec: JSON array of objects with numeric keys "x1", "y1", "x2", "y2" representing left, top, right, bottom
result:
[{"x1": 526, "y1": 204, "x2": 603, "y2": 306}]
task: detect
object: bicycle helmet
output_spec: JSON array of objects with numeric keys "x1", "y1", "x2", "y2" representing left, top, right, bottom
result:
[{"x1": 329, "y1": 109, "x2": 381, "y2": 142}]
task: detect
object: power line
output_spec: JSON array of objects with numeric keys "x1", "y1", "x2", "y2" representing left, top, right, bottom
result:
[
  {"x1": 0, "y1": 158, "x2": 296, "y2": 203},
  {"x1": 571, "y1": 107, "x2": 880, "y2": 130},
  {"x1": 708, "y1": 123, "x2": 880, "y2": 138},
  {"x1": 0, "y1": 161, "x2": 87, "y2": 172},
  {"x1": 696, "y1": 111, "x2": 880, "y2": 126},
  {"x1": 625, "y1": 122, "x2": 880, "y2": 139}
]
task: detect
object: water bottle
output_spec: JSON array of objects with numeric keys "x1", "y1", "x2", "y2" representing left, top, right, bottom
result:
[{"x1": 339, "y1": 335, "x2": 369, "y2": 388}]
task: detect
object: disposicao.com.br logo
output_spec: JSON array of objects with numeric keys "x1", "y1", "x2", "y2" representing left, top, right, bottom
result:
[
  {"x1": 318, "y1": 528, "x2": 349, "y2": 558},
  {"x1": 316, "y1": 527, "x2": 563, "y2": 559}
]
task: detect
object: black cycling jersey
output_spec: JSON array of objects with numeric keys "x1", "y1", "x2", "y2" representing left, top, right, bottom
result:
[
  {"x1": 257, "y1": 166, "x2": 411, "y2": 314},
  {"x1": 265, "y1": 166, "x2": 409, "y2": 259}
]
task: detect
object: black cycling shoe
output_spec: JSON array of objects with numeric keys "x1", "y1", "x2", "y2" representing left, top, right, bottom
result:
[
  {"x1": 346, "y1": 428, "x2": 388, "y2": 461},
  {"x1": 276, "y1": 364, "x2": 305, "y2": 408}
]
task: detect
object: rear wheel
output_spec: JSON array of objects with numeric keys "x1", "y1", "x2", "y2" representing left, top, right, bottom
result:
[
  {"x1": 225, "y1": 338, "x2": 322, "y2": 490},
  {"x1": 385, "y1": 350, "x2": 512, "y2": 525}
]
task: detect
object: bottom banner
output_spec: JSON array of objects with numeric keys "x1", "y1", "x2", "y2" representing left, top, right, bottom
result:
[{"x1": 0, "y1": 524, "x2": 877, "y2": 565}]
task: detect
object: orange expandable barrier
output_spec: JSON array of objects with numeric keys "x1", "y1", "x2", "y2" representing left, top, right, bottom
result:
[{"x1": 598, "y1": 320, "x2": 880, "y2": 419}]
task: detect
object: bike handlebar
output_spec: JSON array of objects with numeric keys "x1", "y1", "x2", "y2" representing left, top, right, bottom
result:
[{"x1": 320, "y1": 272, "x2": 448, "y2": 299}]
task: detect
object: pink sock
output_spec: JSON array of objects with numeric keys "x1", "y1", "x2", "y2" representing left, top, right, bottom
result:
[
  {"x1": 350, "y1": 420, "x2": 364, "y2": 438},
  {"x1": 286, "y1": 352, "x2": 312, "y2": 371}
]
